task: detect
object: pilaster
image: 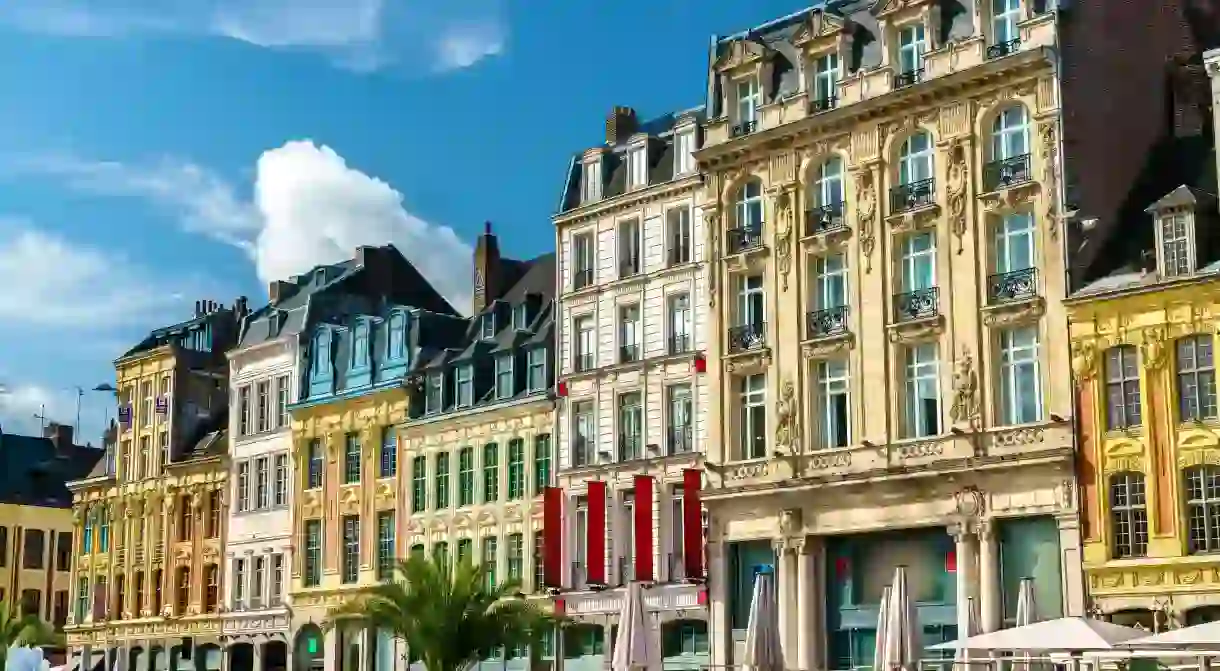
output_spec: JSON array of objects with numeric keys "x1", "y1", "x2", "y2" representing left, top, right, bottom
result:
[
  {"x1": 707, "y1": 541, "x2": 730, "y2": 668},
  {"x1": 977, "y1": 520, "x2": 1000, "y2": 632}
]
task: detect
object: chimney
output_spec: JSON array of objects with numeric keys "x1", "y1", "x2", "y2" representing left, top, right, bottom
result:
[
  {"x1": 44, "y1": 422, "x2": 74, "y2": 453},
  {"x1": 606, "y1": 106, "x2": 638, "y2": 145},
  {"x1": 195, "y1": 300, "x2": 203, "y2": 317},
  {"x1": 472, "y1": 221, "x2": 502, "y2": 314}
]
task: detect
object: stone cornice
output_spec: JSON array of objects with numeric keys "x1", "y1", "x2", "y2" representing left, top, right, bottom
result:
[{"x1": 552, "y1": 174, "x2": 702, "y2": 227}]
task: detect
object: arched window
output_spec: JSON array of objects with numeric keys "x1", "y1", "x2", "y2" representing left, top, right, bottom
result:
[
  {"x1": 812, "y1": 157, "x2": 844, "y2": 208},
  {"x1": 898, "y1": 131, "x2": 934, "y2": 185},
  {"x1": 1109, "y1": 471, "x2": 1148, "y2": 558},
  {"x1": 987, "y1": 106, "x2": 1031, "y2": 191},
  {"x1": 1185, "y1": 465, "x2": 1220, "y2": 553}
]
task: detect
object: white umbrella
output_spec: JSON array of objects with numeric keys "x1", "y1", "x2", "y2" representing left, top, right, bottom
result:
[
  {"x1": 884, "y1": 566, "x2": 921, "y2": 671},
  {"x1": 1123, "y1": 620, "x2": 1220, "y2": 648},
  {"x1": 957, "y1": 597, "x2": 981, "y2": 665},
  {"x1": 874, "y1": 585, "x2": 892, "y2": 671},
  {"x1": 743, "y1": 570, "x2": 784, "y2": 671},
  {"x1": 928, "y1": 617, "x2": 1146, "y2": 652},
  {"x1": 612, "y1": 581, "x2": 655, "y2": 671},
  {"x1": 1015, "y1": 577, "x2": 1037, "y2": 626}
]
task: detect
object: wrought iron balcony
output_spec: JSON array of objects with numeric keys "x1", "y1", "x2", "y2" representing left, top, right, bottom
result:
[
  {"x1": 727, "y1": 322, "x2": 767, "y2": 353},
  {"x1": 669, "y1": 425, "x2": 693, "y2": 454},
  {"x1": 574, "y1": 353, "x2": 594, "y2": 372},
  {"x1": 731, "y1": 119, "x2": 758, "y2": 137},
  {"x1": 806, "y1": 305, "x2": 850, "y2": 339},
  {"x1": 806, "y1": 201, "x2": 846, "y2": 235},
  {"x1": 668, "y1": 334, "x2": 691, "y2": 355},
  {"x1": 618, "y1": 434, "x2": 643, "y2": 461},
  {"x1": 619, "y1": 557, "x2": 635, "y2": 584},
  {"x1": 987, "y1": 39, "x2": 1021, "y2": 59},
  {"x1": 619, "y1": 344, "x2": 640, "y2": 363},
  {"x1": 727, "y1": 226, "x2": 764, "y2": 253},
  {"x1": 988, "y1": 268, "x2": 1038, "y2": 304},
  {"x1": 893, "y1": 287, "x2": 940, "y2": 322},
  {"x1": 573, "y1": 268, "x2": 594, "y2": 290},
  {"x1": 894, "y1": 68, "x2": 924, "y2": 88},
  {"x1": 890, "y1": 178, "x2": 936, "y2": 213},
  {"x1": 810, "y1": 96, "x2": 838, "y2": 113},
  {"x1": 983, "y1": 154, "x2": 1032, "y2": 192}
]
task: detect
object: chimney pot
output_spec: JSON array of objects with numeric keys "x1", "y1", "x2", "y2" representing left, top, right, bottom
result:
[
  {"x1": 485, "y1": 221, "x2": 492, "y2": 235},
  {"x1": 606, "y1": 106, "x2": 639, "y2": 146}
]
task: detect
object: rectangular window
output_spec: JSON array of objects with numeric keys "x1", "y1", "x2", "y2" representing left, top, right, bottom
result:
[
  {"x1": 206, "y1": 490, "x2": 221, "y2": 538},
  {"x1": 992, "y1": 0, "x2": 1021, "y2": 44},
  {"x1": 239, "y1": 385, "x2": 251, "y2": 435},
  {"x1": 456, "y1": 364, "x2": 474, "y2": 407},
  {"x1": 813, "y1": 254, "x2": 849, "y2": 310},
  {"x1": 307, "y1": 439, "x2": 323, "y2": 489},
  {"x1": 425, "y1": 373, "x2": 443, "y2": 413},
  {"x1": 575, "y1": 315, "x2": 595, "y2": 371},
  {"x1": 256, "y1": 380, "x2": 270, "y2": 433},
  {"x1": 738, "y1": 274, "x2": 766, "y2": 330},
  {"x1": 675, "y1": 129, "x2": 696, "y2": 175},
  {"x1": 458, "y1": 448, "x2": 475, "y2": 507},
  {"x1": 251, "y1": 556, "x2": 264, "y2": 609},
  {"x1": 341, "y1": 516, "x2": 360, "y2": 584},
  {"x1": 736, "y1": 76, "x2": 760, "y2": 123},
  {"x1": 618, "y1": 218, "x2": 641, "y2": 277},
  {"x1": 995, "y1": 212, "x2": 1036, "y2": 274},
  {"x1": 507, "y1": 533, "x2": 524, "y2": 582},
  {"x1": 379, "y1": 427, "x2": 398, "y2": 479},
  {"x1": 411, "y1": 456, "x2": 427, "y2": 512},
  {"x1": 481, "y1": 314, "x2": 496, "y2": 340},
  {"x1": 457, "y1": 538, "x2": 473, "y2": 566},
  {"x1": 741, "y1": 374, "x2": 767, "y2": 459},
  {"x1": 670, "y1": 486, "x2": 685, "y2": 579},
  {"x1": 512, "y1": 303, "x2": 529, "y2": 330},
  {"x1": 999, "y1": 327, "x2": 1042, "y2": 425},
  {"x1": 533, "y1": 533, "x2": 545, "y2": 593},
  {"x1": 352, "y1": 321, "x2": 370, "y2": 367},
  {"x1": 1178, "y1": 335, "x2": 1217, "y2": 421},
  {"x1": 483, "y1": 443, "x2": 499, "y2": 503},
  {"x1": 377, "y1": 511, "x2": 396, "y2": 580},
  {"x1": 22, "y1": 530, "x2": 44, "y2": 570},
  {"x1": 56, "y1": 532, "x2": 71, "y2": 571},
  {"x1": 232, "y1": 558, "x2": 246, "y2": 609},
  {"x1": 273, "y1": 454, "x2": 288, "y2": 506},
  {"x1": 573, "y1": 232, "x2": 594, "y2": 289},
  {"x1": 159, "y1": 431, "x2": 169, "y2": 474},
  {"x1": 668, "y1": 384, "x2": 693, "y2": 454},
  {"x1": 574, "y1": 500, "x2": 588, "y2": 586},
  {"x1": 668, "y1": 293, "x2": 692, "y2": 355},
  {"x1": 270, "y1": 554, "x2": 284, "y2": 606},
  {"x1": 507, "y1": 439, "x2": 525, "y2": 500},
  {"x1": 628, "y1": 148, "x2": 647, "y2": 189},
  {"x1": 255, "y1": 457, "x2": 270, "y2": 509},
  {"x1": 667, "y1": 207, "x2": 692, "y2": 265},
  {"x1": 573, "y1": 401, "x2": 594, "y2": 467},
  {"x1": 904, "y1": 343, "x2": 941, "y2": 438},
  {"x1": 344, "y1": 433, "x2": 362, "y2": 484},
  {"x1": 275, "y1": 375, "x2": 290, "y2": 428},
  {"x1": 75, "y1": 577, "x2": 88, "y2": 624},
  {"x1": 435, "y1": 452, "x2": 451, "y2": 509},
  {"x1": 898, "y1": 23, "x2": 927, "y2": 75},
  {"x1": 1106, "y1": 345, "x2": 1142, "y2": 430},
  {"x1": 482, "y1": 536, "x2": 499, "y2": 589},
  {"x1": 1161, "y1": 213, "x2": 1192, "y2": 277},
  {"x1": 814, "y1": 52, "x2": 839, "y2": 103},
  {"x1": 622, "y1": 492, "x2": 635, "y2": 577},
  {"x1": 138, "y1": 435, "x2": 150, "y2": 480},
  {"x1": 141, "y1": 381, "x2": 153, "y2": 427},
  {"x1": 237, "y1": 462, "x2": 250, "y2": 512},
  {"x1": 304, "y1": 520, "x2": 322, "y2": 587},
  {"x1": 900, "y1": 232, "x2": 936, "y2": 292},
  {"x1": 495, "y1": 354, "x2": 514, "y2": 400},
  {"x1": 815, "y1": 360, "x2": 851, "y2": 449},
  {"x1": 619, "y1": 304, "x2": 641, "y2": 363},
  {"x1": 581, "y1": 162, "x2": 601, "y2": 204},
  {"x1": 207, "y1": 564, "x2": 220, "y2": 612},
  {"x1": 618, "y1": 392, "x2": 643, "y2": 461},
  {"x1": 527, "y1": 348, "x2": 547, "y2": 392},
  {"x1": 533, "y1": 434, "x2": 551, "y2": 494}
]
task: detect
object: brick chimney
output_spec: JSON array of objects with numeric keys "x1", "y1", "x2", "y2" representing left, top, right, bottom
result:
[
  {"x1": 472, "y1": 221, "x2": 502, "y2": 315},
  {"x1": 43, "y1": 422, "x2": 74, "y2": 453},
  {"x1": 606, "y1": 106, "x2": 638, "y2": 145},
  {"x1": 268, "y1": 281, "x2": 292, "y2": 304}
]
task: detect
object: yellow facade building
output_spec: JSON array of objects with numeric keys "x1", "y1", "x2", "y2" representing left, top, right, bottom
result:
[
  {"x1": 1069, "y1": 177, "x2": 1220, "y2": 629},
  {"x1": 66, "y1": 299, "x2": 245, "y2": 671}
]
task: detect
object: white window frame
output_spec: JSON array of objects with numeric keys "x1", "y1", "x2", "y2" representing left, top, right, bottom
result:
[
  {"x1": 667, "y1": 384, "x2": 693, "y2": 454},
  {"x1": 1158, "y1": 212, "x2": 1194, "y2": 277},
  {"x1": 991, "y1": 0, "x2": 1021, "y2": 44},
  {"x1": 495, "y1": 354, "x2": 514, "y2": 400},
  {"x1": 899, "y1": 132, "x2": 934, "y2": 185},
  {"x1": 575, "y1": 315, "x2": 595, "y2": 370},
  {"x1": 897, "y1": 23, "x2": 927, "y2": 74},
  {"x1": 736, "y1": 76, "x2": 761, "y2": 123},
  {"x1": 999, "y1": 326, "x2": 1043, "y2": 426},
  {"x1": 629, "y1": 147, "x2": 648, "y2": 188},
  {"x1": 526, "y1": 348, "x2": 547, "y2": 392},
  {"x1": 667, "y1": 206, "x2": 692, "y2": 265},
  {"x1": 674, "y1": 128, "x2": 696, "y2": 175},
  {"x1": 619, "y1": 304, "x2": 640, "y2": 360},
  {"x1": 992, "y1": 106, "x2": 1029, "y2": 161},
  {"x1": 813, "y1": 254, "x2": 848, "y2": 310},
  {"x1": 813, "y1": 52, "x2": 840, "y2": 102},
  {"x1": 455, "y1": 364, "x2": 474, "y2": 408},
  {"x1": 668, "y1": 293, "x2": 692, "y2": 351},
  {"x1": 618, "y1": 217, "x2": 642, "y2": 276},
  {"x1": 618, "y1": 392, "x2": 643, "y2": 461},
  {"x1": 582, "y1": 160, "x2": 602, "y2": 203},
  {"x1": 573, "y1": 402, "x2": 594, "y2": 467},
  {"x1": 900, "y1": 232, "x2": 937, "y2": 292},
  {"x1": 738, "y1": 274, "x2": 766, "y2": 328},
  {"x1": 621, "y1": 492, "x2": 636, "y2": 572},
  {"x1": 573, "y1": 232, "x2": 595, "y2": 285},
  {"x1": 814, "y1": 157, "x2": 844, "y2": 207},
  {"x1": 736, "y1": 180, "x2": 764, "y2": 230},
  {"x1": 903, "y1": 343, "x2": 941, "y2": 438},
  {"x1": 816, "y1": 359, "x2": 851, "y2": 449},
  {"x1": 995, "y1": 212, "x2": 1036, "y2": 274},
  {"x1": 740, "y1": 374, "x2": 767, "y2": 460}
]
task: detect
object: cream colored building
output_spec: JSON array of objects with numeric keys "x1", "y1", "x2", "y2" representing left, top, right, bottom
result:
[
  {"x1": 552, "y1": 106, "x2": 711, "y2": 669},
  {"x1": 695, "y1": 4, "x2": 1082, "y2": 669}
]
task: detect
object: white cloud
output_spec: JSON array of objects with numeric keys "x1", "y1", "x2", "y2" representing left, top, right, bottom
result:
[
  {"x1": 19, "y1": 143, "x2": 475, "y2": 314},
  {"x1": 0, "y1": 220, "x2": 196, "y2": 326},
  {"x1": 0, "y1": 0, "x2": 507, "y2": 72},
  {"x1": 0, "y1": 382, "x2": 87, "y2": 437}
]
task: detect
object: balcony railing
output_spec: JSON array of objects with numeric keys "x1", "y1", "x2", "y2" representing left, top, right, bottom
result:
[
  {"x1": 894, "y1": 68, "x2": 924, "y2": 88},
  {"x1": 987, "y1": 38, "x2": 1021, "y2": 59},
  {"x1": 983, "y1": 154, "x2": 1032, "y2": 192},
  {"x1": 572, "y1": 437, "x2": 591, "y2": 467},
  {"x1": 669, "y1": 425, "x2": 693, "y2": 454},
  {"x1": 805, "y1": 201, "x2": 845, "y2": 235},
  {"x1": 573, "y1": 269, "x2": 593, "y2": 290},
  {"x1": 727, "y1": 226, "x2": 764, "y2": 253},
  {"x1": 619, "y1": 557, "x2": 635, "y2": 584},
  {"x1": 668, "y1": 334, "x2": 691, "y2": 355},
  {"x1": 574, "y1": 353, "x2": 594, "y2": 372},
  {"x1": 988, "y1": 268, "x2": 1038, "y2": 304},
  {"x1": 668, "y1": 243, "x2": 691, "y2": 265},
  {"x1": 890, "y1": 178, "x2": 936, "y2": 213},
  {"x1": 727, "y1": 322, "x2": 767, "y2": 353},
  {"x1": 619, "y1": 258, "x2": 641, "y2": 278},
  {"x1": 806, "y1": 305, "x2": 850, "y2": 339},
  {"x1": 618, "y1": 434, "x2": 643, "y2": 461},
  {"x1": 731, "y1": 119, "x2": 758, "y2": 137},
  {"x1": 893, "y1": 288, "x2": 940, "y2": 322},
  {"x1": 810, "y1": 96, "x2": 837, "y2": 113},
  {"x1": 619, "y1": 344, "x2": 640, "y2": 363}
]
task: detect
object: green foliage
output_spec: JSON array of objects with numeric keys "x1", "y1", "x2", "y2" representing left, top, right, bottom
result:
[
  {"x1": 0, "y1": 601, "x2": 62, "y2": 666},
  {"x1": 326, "y1": 554, "x2": 563, "y2": 671}
]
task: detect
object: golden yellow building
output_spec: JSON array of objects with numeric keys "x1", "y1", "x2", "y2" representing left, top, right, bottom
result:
[
  {"x1": 66, "y1": 299, "x2": 245, "y2": 671},
  {"x1": 1069, "y1": 178, "x2": 1220, "y2": 629},
  {"x1": 0, "y1": 422, "x2": 102, "y2": 636}
]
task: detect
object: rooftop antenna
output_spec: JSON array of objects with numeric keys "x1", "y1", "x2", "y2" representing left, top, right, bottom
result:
[{"x1": 33, "y1": 404, "x2": 48, "y2": 432}]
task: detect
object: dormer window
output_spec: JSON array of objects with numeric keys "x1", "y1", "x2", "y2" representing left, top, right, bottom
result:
[
  {"x1": 897, "y1": 24, "x2": 927, "y2": 83},
  {"x1": 481, "y1": 314, "x2": 496, "y2": 340},
  {"x1": 425, "y1": 373, "x2": 443, "y2": 413},
  {"x1": 312, "y1": 330, "x2": 331, "y2": 375},
  {"x1": 990, "y1": 0, "x2": 1022, "y2": 57},
  {"x1": 628, "y1": 147, "x2": 648, "y2": 189},
  {"x1": 581, "y1": 160, "x2": 602, "y2": 204},
  {"x1": 314, "y1": 268, "x2": 327, "y2": 286},
  {"x1": 455, "y1": 364, "x2": 474, "y2": 407},
  {"x1": 512, "y1": 304, "x2": 529, "y2": 331},
  {"x1": 812, "y1": 53, "x2": 840, "y2": 108},
  {"x1": 387, "y1": 311, "x2": 407, "y2": 359},
  {"x1": 351, "y1": 321, "x2": 370, "y2": 369},
  {"x1": 674, "y1": 128, "x2": 696, "y2": 175},
  {"x1": 1159, "y1": 212, "x2": 1193, "y2": 277},
  {"x1": 736, "y1": 77, "x2": 761, "y2": 125}
]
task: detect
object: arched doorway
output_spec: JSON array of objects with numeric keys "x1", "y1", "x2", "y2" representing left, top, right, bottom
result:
[
  {"x1": 228, "y1": 643, "x2": 254, "y2": 671},
  {"x1": 263, "y1": 641, "x2": 288, "y2": 671},
  {"x1": 293, "y1": 625, "x2": 324, "y2": 671}
]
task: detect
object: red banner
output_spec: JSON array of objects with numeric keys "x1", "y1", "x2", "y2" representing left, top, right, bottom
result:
[
  {"x1": 634, "y1": 474, "x2": 654, "y2": 581},
  {"x1": 682, "y1": 468, "x2": 704, "y2": 579},
  {"x1": 542, "y1": 486, "x2": 563, "y2": 588},
  {"x1": 587, "y1": 480, "x2": 607, "y2": 585}
]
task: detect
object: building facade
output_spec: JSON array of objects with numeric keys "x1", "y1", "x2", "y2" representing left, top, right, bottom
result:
[
  {"x1": 397, "y1": 226, "x2": 556, "y2": 670},
  {"x1": 0, "y1": 423, "x2": 103, "y2": 638},
  {"x1": 695, "y1": 4, "x2": 1083, "y2": 669},
  {"x1": 66, "y1": 300, "x2": 246, "y2": 671},
  {"x1": 286, "y1": 245, "x2": 459, "y2": 671},
  {"x1": 551, "y1": 105, "x2": 711, "y2": 670}
]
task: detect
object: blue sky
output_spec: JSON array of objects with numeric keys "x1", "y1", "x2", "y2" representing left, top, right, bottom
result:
[{"x1": 0, "y1": 0, "x2": 806, "y2": 441}]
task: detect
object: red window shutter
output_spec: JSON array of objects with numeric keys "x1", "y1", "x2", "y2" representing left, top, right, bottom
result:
[
  {"x1": 587, "y1": 481, "x2": 607, "y2": 584},
  {"x1": 542, "y1": 486, "x2": 563, "y2": 588},
  {"x1": 633, "y1": 475, "x2": 654, "y2": 581},
  {"x1": 945, "y1": 548, "x2": 957, "y2": 573},
  {"x1": 682, "y1": 468, "x2": 704, "y2": 579}
]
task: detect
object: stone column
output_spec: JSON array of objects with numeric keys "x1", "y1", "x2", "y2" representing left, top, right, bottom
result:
[
  {"x1": 707, "y1": 542, "x2": 730, "y2": 668},
  {"x1": 219, "y1": 644, "x2": 231, "y2": 671},
  {"x1": 323, "y1": 627, "x2": 338, "y2": 671},
  {"x1": 978, "y1": 520, "x2": 1000, "y2": 632},
  {"x1": 774, "y1": 541, "x2": 797, "y2": 669},
  {"x1": 80, "y1": 645, "x2": 93, "y2": 671},
  {"x1": 254, "y1": 641, "x2": 265, "y2": 671},
  {"x1": 950, "y1": 524, "x2": 976, "y2": 639},
  {"x1": 796, "y1": 538, "x2": 816, "y2": 671},
  {"x1": 1056, "y1": 513, "x2": 1086, "y2": 616}
]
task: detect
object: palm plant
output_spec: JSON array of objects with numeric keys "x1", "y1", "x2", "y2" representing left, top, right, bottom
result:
[
  {"x1": 0, "y1": 601, "x2": 61, "y2": 668},
  {"x1": 327, "y1": 554, "x2": 562, "y2": 671}
]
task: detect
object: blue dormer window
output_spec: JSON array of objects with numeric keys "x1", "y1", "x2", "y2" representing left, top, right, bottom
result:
[
  {"x1": 425, "y1": 373, "x2": 443, "y2": 413},
  {"x1": 512, "y1": 304, "x2": 528, "y2": 331},
  {"x1": 351, "y1": 321, "x2": 370, "y2": 369},
  {"x1": 313, "y1": 330, "x2": 332, "y2": 375},
  {"x1": 481, "y1": 314, "x2": 496, "y2": 340},
  {"x1": 455, "y1": 364, "x2": 474, "y2": 407},
  {"x1": 388, "y1": 311, "x2": 407, "y2": 360}
]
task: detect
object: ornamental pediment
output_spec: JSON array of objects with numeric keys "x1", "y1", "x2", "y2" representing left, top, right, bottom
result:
[
  {"x1": 872, "y1": 0, "x2": 936, "y2": 18},
  {"x1": 714, "y1": 38, "x2": 770, "y2": 74},
  {"x1": 453, "y1": 513, "x2": 472, "y2": 529},
  {"x1": 792, "y1": 10, "x2": 851, "y2": 47}
]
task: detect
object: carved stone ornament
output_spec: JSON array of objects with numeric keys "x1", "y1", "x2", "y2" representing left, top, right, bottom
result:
[
  {"x1": 945, "y1": 140, "x2": 969, "y2": 253},
  {"x1": 854, "y1": 168, "x2": 878, "y2": 272},
  {"x1": 1141, "y1": 328, "x2": 1167, "y2": 371},
  {"x1": 705, "y1": 210, "x2": 720, "y2": 307},
  {"x1": 949, "y1": 347, "x2": 980, "y2": 427},
  {"x1": 773, "y1": 187, "x2": 795, "y2": 291},
  {"x1": 72, "y1": 506, "x2": 83, "y2": 525},
  {"x1": 953, "y1": 486, "x2": 986, "y2": 520},
  {"x1": 778, "y1": 508, "x2": 803, "y2": 538},
  {"x1": 1071, "y1": 340, "x2": 1098, "y2": 380},
  {"x1": 1038, "y1": 122, "x2": 1060, "y2": 240},
  {"x1": 775, "y1": 378, "x2": 800, "y2": 452}
]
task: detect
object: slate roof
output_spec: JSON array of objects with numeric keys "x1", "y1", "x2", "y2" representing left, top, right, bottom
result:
[{"x1": 0, "y1": 431, "x2": 104, "y2": 508}]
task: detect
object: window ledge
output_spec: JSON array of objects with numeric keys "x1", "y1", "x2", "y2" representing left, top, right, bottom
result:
[
  {"x1": 981, "y1": 295, "x2": 1044, "y2": 328},
  {"x1": 979, "y1": 179, "x2": 1039, "y2": 214}
]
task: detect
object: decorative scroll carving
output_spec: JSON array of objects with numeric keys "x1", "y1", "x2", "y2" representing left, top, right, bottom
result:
[
  {"x1": 854, "y1": 168, "x2": 877, "y2": 272},
  {"x1": 1141, "y1": 327, "x2": 1167, "y2": 370},
  {"x1": 773, "y1": 187, "x2": 795, "y2": 291},
  {"x1": 1072, "y1": 340, "x2": 1099, "y2": 380},
  {"x1": 705, "y1": 210, "x2": 720, "y2": 307},
  {"x1": 775, "y1": 378, "x2": 799, "y2": 452},
  {"x1": 945, "y1": 140, "x2": 969, "y2": 253},
  {"x1": 950, "y1": 347, "x2": 980, "y2": 427},
  {"x1": 953, "y1": 486, "x2": 986, "y2": 520},
  {"x1": 1038, "y1": 122, "x2": 1059, "y2": 241}
]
